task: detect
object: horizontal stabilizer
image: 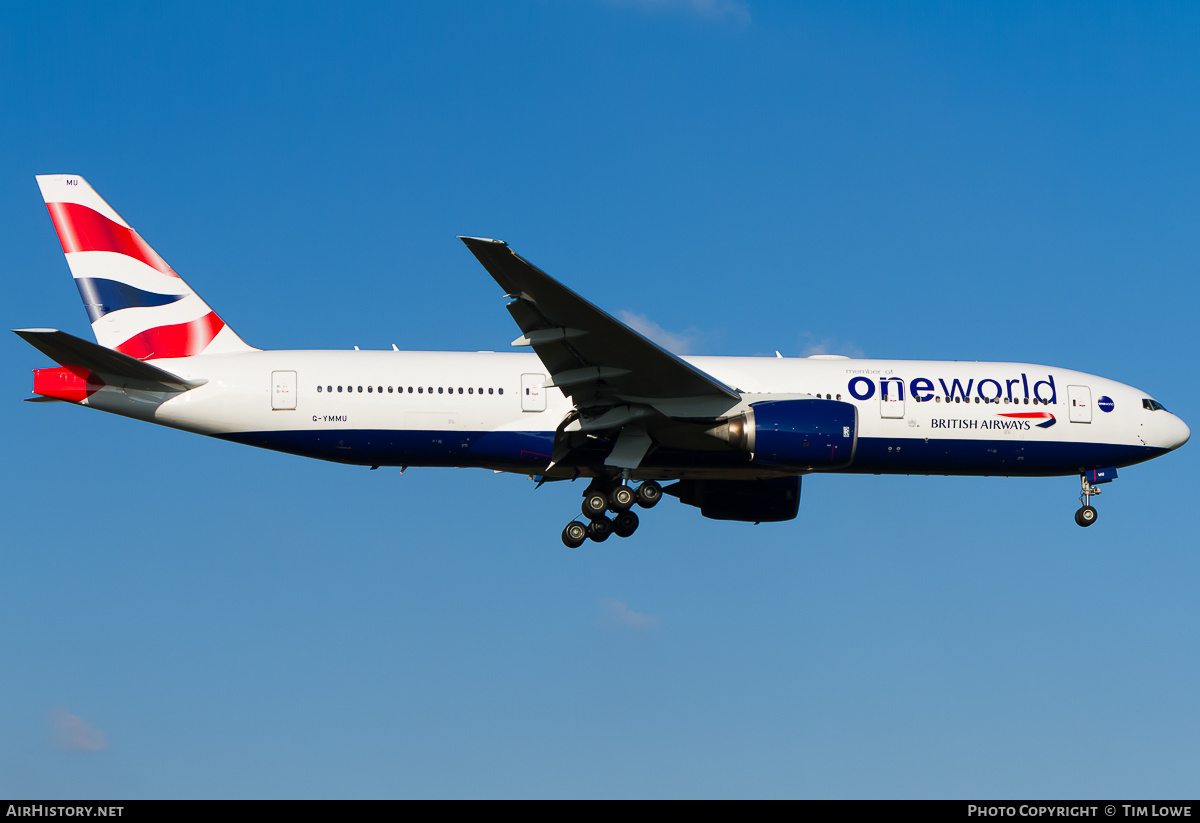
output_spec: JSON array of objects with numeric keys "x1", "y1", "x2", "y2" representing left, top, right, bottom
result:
[{"x1": 14, "y1": 328, "x2": 205, "y2": 393}]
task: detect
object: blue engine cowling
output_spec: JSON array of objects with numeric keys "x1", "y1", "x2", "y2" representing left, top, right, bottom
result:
[{"x1": 710, "y1": 399, "x2": 858, "y2": 470}]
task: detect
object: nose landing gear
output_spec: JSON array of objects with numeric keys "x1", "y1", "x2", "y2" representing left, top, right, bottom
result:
[
  {"x1": 562, "y1": 479, "x2": 663, "y2": 547},
  {"x1": 1074, "y1": 470, "x2": 1115, "y2": 528}
]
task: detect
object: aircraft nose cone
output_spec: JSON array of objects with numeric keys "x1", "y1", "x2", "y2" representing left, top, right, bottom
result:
[{"x1": 1166, "y1": 414, "x2": 1190, "y2": 450}]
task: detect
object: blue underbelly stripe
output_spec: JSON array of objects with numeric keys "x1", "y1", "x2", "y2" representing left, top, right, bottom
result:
[{"x1": 215, "y1": 429, "x2": 1164, "y2": 476}]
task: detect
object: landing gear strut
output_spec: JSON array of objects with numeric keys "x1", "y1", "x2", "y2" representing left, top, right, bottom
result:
[
  {"x1": 1075, "y1": 475, "x2": 1100, "y2": 527},
  {"x1": 561, "y1": 479, "x2": 663, "y2": 547}
]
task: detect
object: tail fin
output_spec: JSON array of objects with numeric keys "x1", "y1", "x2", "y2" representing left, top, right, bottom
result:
[{"x1": 36, "y1": 175, "x2": 255, "y2": 360}]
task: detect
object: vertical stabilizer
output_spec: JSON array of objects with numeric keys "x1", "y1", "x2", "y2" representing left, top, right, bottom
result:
[{"x1": 36, "y1": 174, "x2": 255, "y2": 359}]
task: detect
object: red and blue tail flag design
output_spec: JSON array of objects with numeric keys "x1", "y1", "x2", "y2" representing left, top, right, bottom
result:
[{"x1": 37, "y1": 175, "x2": 254, "y2": 360}]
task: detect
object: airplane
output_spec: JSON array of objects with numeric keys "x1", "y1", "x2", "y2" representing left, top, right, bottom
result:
[{"x1": 18, "y1": 175, "x2": 1190, "y2": 547}]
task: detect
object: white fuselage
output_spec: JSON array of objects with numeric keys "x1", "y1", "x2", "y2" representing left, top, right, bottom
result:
[{"x1": 74, "y1": 349, "x2": 1190, "y2": 480}]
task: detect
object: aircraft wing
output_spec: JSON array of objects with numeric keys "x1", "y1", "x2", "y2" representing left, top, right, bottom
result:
[{"x1": 459, "y1": 237, "x2": 740, "y2": 411}]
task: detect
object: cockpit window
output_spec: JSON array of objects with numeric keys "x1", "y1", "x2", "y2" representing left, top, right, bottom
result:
[{"x1": 1143, "y1": 398, "x2": 1168, "y2": 412}]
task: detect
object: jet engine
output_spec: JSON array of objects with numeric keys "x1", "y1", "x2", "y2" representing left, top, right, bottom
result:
[
  {"x1": 665, "y1": 476, "x2": 802, "y2": 522},
  {"x1": 708, "y1": 398, "x2": 858, "y2": 470}
]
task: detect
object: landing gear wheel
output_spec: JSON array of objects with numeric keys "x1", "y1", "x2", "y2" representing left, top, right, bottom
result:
[
  {"x1": 613, "y1": 510, "x2": 640, "y2": 538},
  {"x1": 562, "y1": 521, "x2": 587, "y2": 548},
  {"x1": 1075, "y1": 506, "x2": 1098, "y2": 527},
  {"x1": 609, "y1": 484, "x2": 635, "y2": 512},
  {"x1": 587, "y1": 516, "x2": 613, "y2": 542},
  {"x1": 636, "y1": 480, "x2": 662, "y2": 509},
  {"x1": 582, "y1": 491, "x2": 609, "y2": 521}
]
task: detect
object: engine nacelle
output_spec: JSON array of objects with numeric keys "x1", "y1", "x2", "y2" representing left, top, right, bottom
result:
[
  {"x1": 665, "y1": 476, "x2": 802, "y2": 522},
  {"x1": 709, "y1": 398, "x2": 858, "y2": 470}
]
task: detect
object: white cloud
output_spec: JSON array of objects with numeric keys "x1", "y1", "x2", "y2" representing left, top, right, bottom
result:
[
  {"x1": 797, "y1": 331, "x2": 865, "y2": 359},
  {"x1": 50, "y1": 708, "x2": 108, "y2": 753},
  {"x1": 617, "y1": 310, "x2": 698, "y2": 354},
  {"x1": 603, "y1": 598, "x2": 660, "y2": 631}
]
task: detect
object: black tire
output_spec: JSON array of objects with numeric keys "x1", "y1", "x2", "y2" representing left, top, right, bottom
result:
[
  {"x1": 587, "y1": 516, "x2": 613, "y2": 542},
  {"x1": 562, "y1": 521, "x2": 587, "y2": 548},
  {"x1": 636, "y1": 480, "x2": 662, "y2": 509},
  {"x1": 609, "y1": 484, "x2": 635, "y2": 512},
  {"x1": 582, "y1": 491, "x2": 608, "y2": 521},
  {"x1": 613, "y1": 510, "x2": 640, "y2": 538},
  {"x1": 1075, "y1": 505, "x2": 1098, "y2": 527}
]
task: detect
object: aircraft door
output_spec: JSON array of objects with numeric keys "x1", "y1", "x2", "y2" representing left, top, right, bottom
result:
[
  {"x1": 521, "y1": 373, "x2": 547, "y2": 412},
  {"x1": 271, "y1": 371, "x2": 297, "y2": 410},
  {"x1": 1068, "y1": 385, "x2": 1092, "y2": 423},
  {"x1": 880, "y1": 378, "x2": 904, "y2": 419}
]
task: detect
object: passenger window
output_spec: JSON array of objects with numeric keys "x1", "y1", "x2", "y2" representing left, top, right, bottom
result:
[
  {"x1": 317, "y1": 385, "x2": 322, "y2": 392},
  {"x1": 458, "y1": 387, "x2": 463, "y2": 394},
  {"x1": 368, "y1": 386, "x2": 373, "y2": 393},
  {"x1": 488, "y1": 388, "x2": 493, "y2": 395},
  {"x1": 357, "y1": 386, "x2": 363, "y2": 393},
  {"x1": 438, "y1": 387, "x2": 443, "y2": 394},
  {"x1": 499, "y1": 388, "x2": 504, "y2": 395},
  {"x1": 377, "y1": 386, "x2": 382, "y2": 394},
  {"x1": 337, "y1": 386, "x2": 343, "y2": 393}
]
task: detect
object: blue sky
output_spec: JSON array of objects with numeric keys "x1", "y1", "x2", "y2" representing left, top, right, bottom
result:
[{"x1": 2, "y1": 1, "x2": 1197, "y2": 799}]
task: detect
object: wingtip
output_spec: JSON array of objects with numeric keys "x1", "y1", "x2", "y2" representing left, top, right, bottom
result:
[{"x1": 458, "y1": 236, "x2": 508, "y2": 247}]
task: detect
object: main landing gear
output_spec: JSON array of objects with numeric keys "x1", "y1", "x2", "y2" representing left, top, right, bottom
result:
[
  {"x1": 1075, "y1": 474, "x2": 1100, "y2": 528},
  {"x1": 561, "y1": 479, "x2": 663, "y2": 548}
]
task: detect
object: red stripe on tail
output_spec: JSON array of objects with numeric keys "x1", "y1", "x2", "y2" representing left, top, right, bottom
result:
[
  {"x1": 114, "y1": 312, "x2": 225, "y2": 360},
  {"x1": 46, "y1": 201, "x2": 179, "y2": 278}
]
